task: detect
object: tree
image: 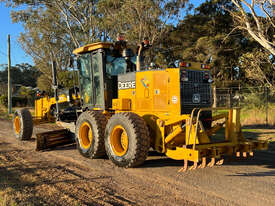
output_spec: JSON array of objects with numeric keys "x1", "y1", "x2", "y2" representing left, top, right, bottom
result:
[
  {"x1": 240, "y1": 49, "x2": 275, "y2": 92},
  {"x1": 229, "y1": 0, "x2": 275, "y2": 55},
  {"x1": 162, "y1": 0, "x2": 256, "y2": 82},
  {"x1": 2, "y1": 0, "x2": 188, "y2": 91},
  {"x1": 97, "y1": 0, "x2": 189, "y2": 65},
  {"x1": 0, "y1": 63, "x2": 40, "y2": 87},
  {"x1": 1, "y1": 0, "x2": 105, "y2": 87},
  {"x1": 97, "y1": 0, "x2": 187, "y2": 43}
]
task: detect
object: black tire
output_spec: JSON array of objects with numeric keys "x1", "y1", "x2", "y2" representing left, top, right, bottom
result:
[
  {"x1": 13, "y1": 108, "x2": 33, "y2": 140},
  {"x1": 75, "y1": 111, "x2": 107, "y2": 158},
  {"x1": 105, "y1": 112, "x2": 150, "y2": 168}
]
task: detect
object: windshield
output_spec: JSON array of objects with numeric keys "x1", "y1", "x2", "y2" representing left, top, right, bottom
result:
[
  {"x1": 106, "y1": 55, "x2": 126, "y2": 75},
  {"x1": 105, "y1": 51, "x2": 137, "y2": 75}
]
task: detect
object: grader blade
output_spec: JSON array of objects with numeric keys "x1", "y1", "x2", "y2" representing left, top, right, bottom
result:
[{"x1": 36, "y1": 129, "x2": 75, "y2": 151}]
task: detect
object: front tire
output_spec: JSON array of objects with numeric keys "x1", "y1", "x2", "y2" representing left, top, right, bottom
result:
[
  {"x1": 75, "y1": 111, "x2": 107, "y2": 158},
  {"x1": 13, "y1": 108, "x2": 33, "y2": 140},
  {"x1": 105, "y1": 112, "x2": 150, "y2": 168}
]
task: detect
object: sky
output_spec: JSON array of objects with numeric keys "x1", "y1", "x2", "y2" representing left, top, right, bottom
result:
[
  {"x1": 0, "y1": 0, "x2": 241, "y2": 68},
  {"x1": 0, "y1": 2, "x2": 33, "y2": 67}
]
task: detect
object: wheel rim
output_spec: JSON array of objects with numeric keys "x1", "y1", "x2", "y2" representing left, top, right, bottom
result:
[
  {"x1": 14, "y1": 116, "x2": 21, "y2": 134},
  {"x1": 79, "y1": 122, "x2": 93, "y2": 149},
  {"x1": 110, "y1": 125, "x2": 128, "y2": 156}
]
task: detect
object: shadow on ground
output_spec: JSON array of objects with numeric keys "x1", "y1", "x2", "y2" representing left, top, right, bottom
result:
[
  {"x1": 242, "y1": 131, "x2": 275, "y2": 139},
  {"x1": 0, "y1": 148, "x2": 134, "y2": 206},
  {"x1": 242, "y1": 124, "x2": 275, "y2": 129},
  {"x1": 142, "y1": 150, "x2": 275, "y2": 177}
]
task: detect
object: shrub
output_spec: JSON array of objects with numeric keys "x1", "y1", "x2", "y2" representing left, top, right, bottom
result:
[
  {"x1": 0, "y1": 95, "x2": 8, "y2": 107},
  {"x1": 0, "y1": 95, "x2": 29, "y2": 107}
]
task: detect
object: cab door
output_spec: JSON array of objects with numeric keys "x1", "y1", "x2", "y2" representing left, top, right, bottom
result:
[
  {"x1": 91, "y1": 50, "x2": 105, "y2": 108},
  {"x1": 78, "y1": 50, "x2": 105, "y2": 109}
]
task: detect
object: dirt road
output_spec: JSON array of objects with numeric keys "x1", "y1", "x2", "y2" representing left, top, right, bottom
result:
[{"x1": 0, "y1": 119, "x2": 275, "y2": 206}]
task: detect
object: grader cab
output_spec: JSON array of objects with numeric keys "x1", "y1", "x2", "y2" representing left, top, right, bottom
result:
[{"x1": 13, "y1": 41, "x2": 268, "y2": 171}]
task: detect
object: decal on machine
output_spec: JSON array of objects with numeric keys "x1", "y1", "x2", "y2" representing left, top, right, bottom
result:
[
  {"x1": 117, "y1": 72, "x2": 136, "y2": 90},
  {"x1": 141, "y1": 76, "x2": 150, "y2": 88},
  {"x1": 172, "y1": 96, "x2": 178, "y2": 104},
  {"x1": 118, "y1": 81, "x2": 136, "y2": 90},
  {"x1": 192, "y1": 94, "x2": 201, "y2": 103}
]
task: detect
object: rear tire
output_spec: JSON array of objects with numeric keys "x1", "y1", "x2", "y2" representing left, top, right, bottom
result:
[
  {"x1": 75, "y1": 111, "x2": 107, "y2": 158},
  {"x1": 13, "y1": 108, "x2": 33, "y2": 140},
  {"x1": 105, "y1": 112, "x2": 150, "y2": 168}
]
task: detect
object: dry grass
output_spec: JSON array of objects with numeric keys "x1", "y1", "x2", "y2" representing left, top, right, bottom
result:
[
  {"x1": 0, "y1": 105, "x2": 11, "y2": 120},
  {"x1": 241, "y1": 104, "x2": 275, "y2": 126},
  {"x1": 0, "y1": 105, "x2": 34, "y2": 120}
]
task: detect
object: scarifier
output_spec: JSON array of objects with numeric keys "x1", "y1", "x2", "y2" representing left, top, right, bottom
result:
[{"x1": 12, "y1": 41, "x2": 268, "y2": 171}]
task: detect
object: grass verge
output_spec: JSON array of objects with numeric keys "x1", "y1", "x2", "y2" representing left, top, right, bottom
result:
[
  {"x1": 0, "y1": 105, "x2": 34, "y2": 120},
  {"x1": 0, "y1": 105, "x2": 11, "y2": 120},
  {"x1": 241, "y1": 103, "x2": 275, "y2": 126}
]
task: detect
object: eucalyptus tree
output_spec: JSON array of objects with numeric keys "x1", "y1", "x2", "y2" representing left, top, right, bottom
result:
[
  {"x1": 2, "y1": 0, "x2": 188, "y2": 90},
  {"x1": 229, "y1": 0, "x2": 274, "y2": 55},
  {"x1": 161, "y1": 0, "x2": 257, "y2": 83},
  {"x1": 1, "y1": 0, "x2": 105, "y2": 88}
]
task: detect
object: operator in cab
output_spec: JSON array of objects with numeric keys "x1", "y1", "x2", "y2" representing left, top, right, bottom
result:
[
  {"x1": 136, "y1": 37, "x2": 152, "y2": 71},
  {"x1": 111, "y1": 34, "x2": 153, "y2": 72}
]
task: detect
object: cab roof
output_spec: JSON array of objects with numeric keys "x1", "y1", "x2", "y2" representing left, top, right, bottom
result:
[{"x1": 73, "y1": 42, "x2": 113, "y2": 55}]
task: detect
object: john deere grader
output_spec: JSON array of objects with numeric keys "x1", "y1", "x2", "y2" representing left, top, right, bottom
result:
[{"x1": 13, "y1": 41, "x2": 268, "y2": 171}]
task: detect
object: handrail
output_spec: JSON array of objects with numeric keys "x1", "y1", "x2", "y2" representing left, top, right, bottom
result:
[
  {"x1": 186, "y1": 108, "x2": 200, "y2": 145},
  {"x1": 188, "y1": 107, "x2": 233, "y2": 150}
]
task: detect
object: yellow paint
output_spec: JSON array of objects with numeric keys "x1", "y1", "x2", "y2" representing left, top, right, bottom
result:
[
  {"x1": 198, "y1": 132, "x2": 211, "y2": 144},
  {"x1": 110, "y1": 125, "x2": 129, "y2": 156},
  {"x1": 185, "y1": 118, "x2": 199, "y2": 145},
  {"x1": 78, "y1": 122, "x2": 93, "y2": 149},
  {"x1": 166, "y1": 147, "x2": 199, "y2": 162},
  {"x1": 113, "y1": 68, "x2": 269, "y2": 162},
  {"x1": 118, "y1": 69, "x2": 181, "y2": 115},
  {"x1": 34, "y1": 93, "x2": 76, "y2": 122},
  {"x1": 166, "y1": 69, "x2": 181, "y2": 115},
  {"x1": 165, "y1": 126, "x2": 183, "y2": 144},
  {"x1": 184, "y1": 62, "x2": 210, "y2": 71},
  {"x1": 112, "y1": 98, "x2": 131, "y2": 111},
  {"x1": 73, "y1": 42, "x2": 113, "y2": 55},
  {"x1": 164, "y1": 115, "x2": 190, "y2": 126},
  {"x1": 14, "y1": 116, "x2": 21, "y2": 134}
]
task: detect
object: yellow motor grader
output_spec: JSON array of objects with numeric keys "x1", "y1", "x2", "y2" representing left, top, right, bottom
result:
[
  {"x1": 13, "y1": 41, "x2": 268, "y2": 171},
  {"x1": 13, "y1": 61, "x2": 79, "y2": 150}
]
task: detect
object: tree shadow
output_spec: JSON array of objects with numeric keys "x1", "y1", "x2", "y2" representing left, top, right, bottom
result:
[
  {"x1": 228, "y1": 170, "x2": 275, "y2": 177},
  {"x1": 43, "y1": 143, "x2": 77, "y2": 151},
  {"x1": 142, "y1": 157, "x2": 185, "y2": 168},
  {"x1": 148, "y1": 150, "x2": 165, "y2": 157},
  {"x1": 0, "y1": 149, "x2": 132, "y2": 206},
  {"x1": 141, "y1": 150, "x2": 275, "y2": 175},
  {"x1": 242, "y1": 124, "x2": 275, "y2": 129},
  {"x1": 0, "y1": 142, "x2": 10, "y2": 146}
]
